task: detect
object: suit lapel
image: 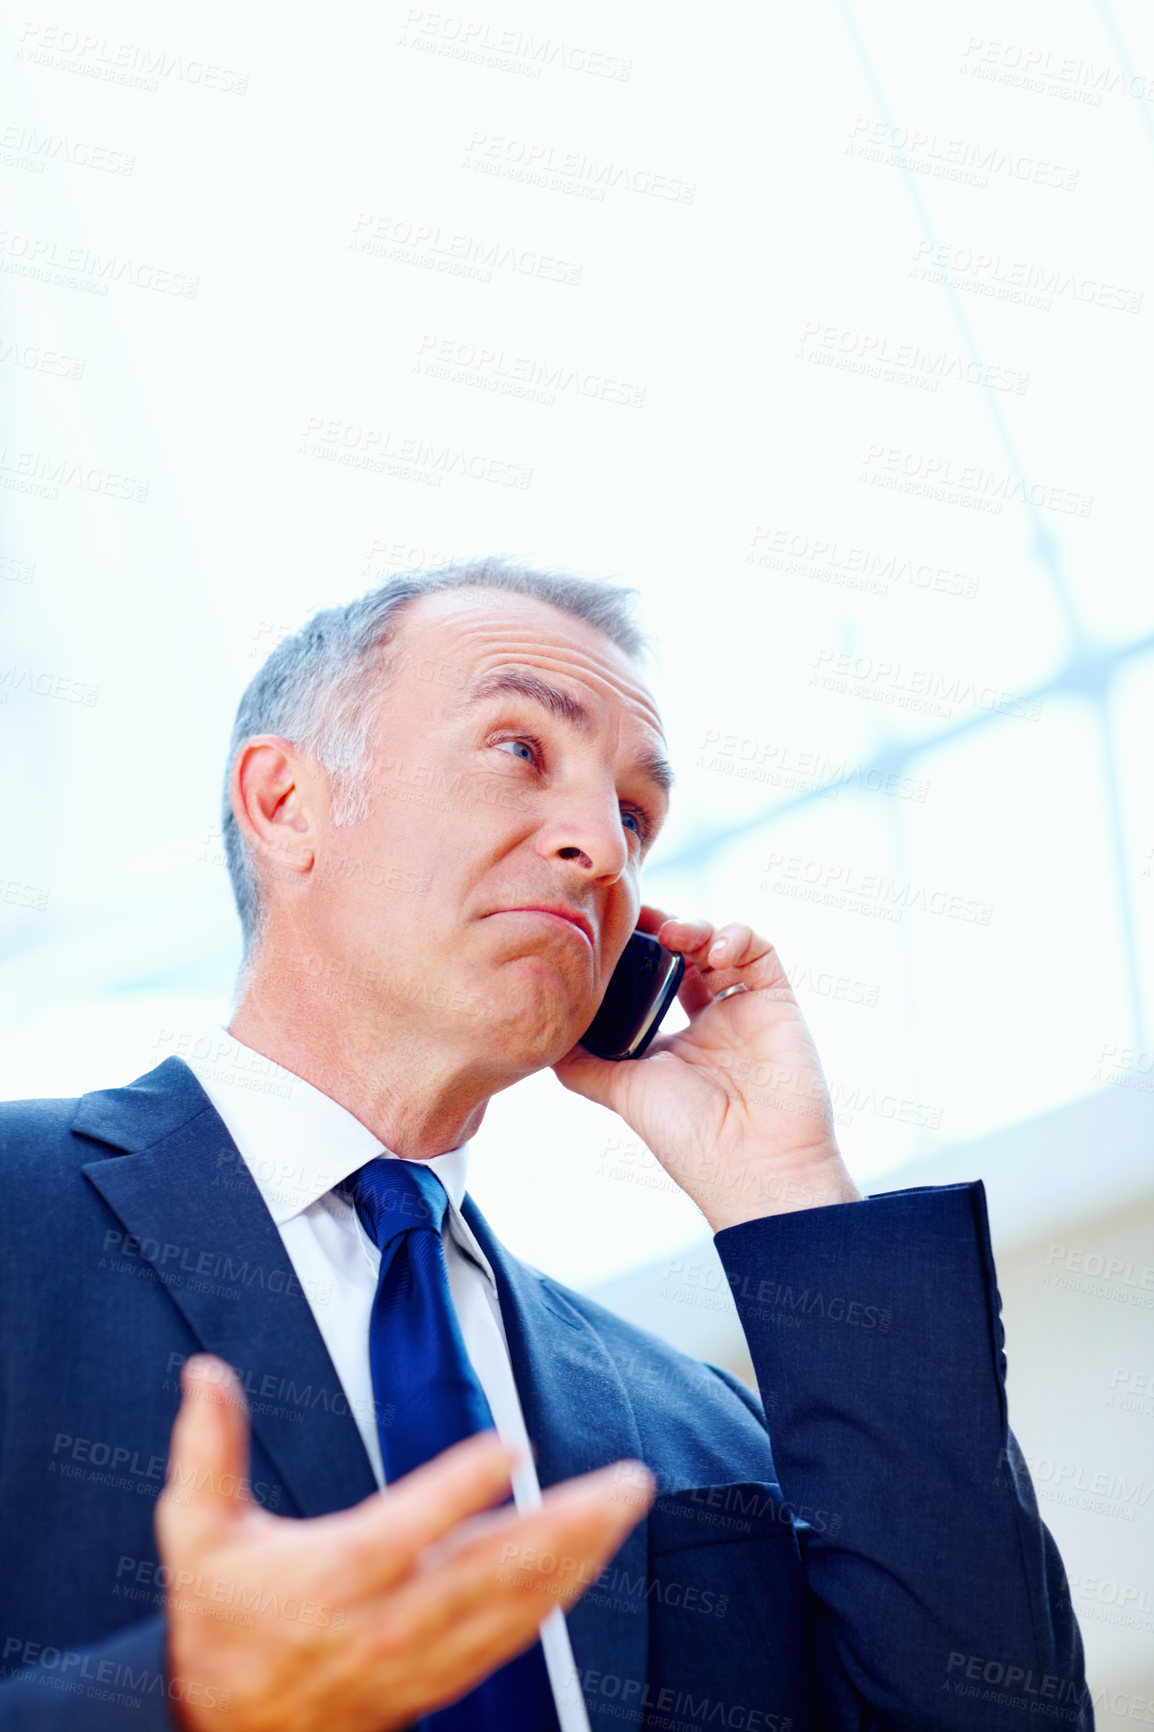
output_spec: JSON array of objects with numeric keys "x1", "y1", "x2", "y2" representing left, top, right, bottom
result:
[
  {"x1": 463, "y1": 1196, "x2": 651, "y2": 1730},
  {"x1": 75, "y1": 1057, "x2": 378, "y2": 1519},
  {"x1": 73, "y1": 1058, "x2": 649, "y2": 1721}
]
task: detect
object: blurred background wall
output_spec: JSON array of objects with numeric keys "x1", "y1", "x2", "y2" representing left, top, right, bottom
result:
[{"x1": 1, "y1": 1, "x2": 1151, "y2": 1719}]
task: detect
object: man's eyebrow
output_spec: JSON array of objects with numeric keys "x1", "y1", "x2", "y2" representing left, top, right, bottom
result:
[
  {"x1": 453, "y1": 667, "x2": 675, "y2": 796},
  {"x1": 637, "y1": 749, "x2": 675, "y2": 796},
  {"x1": 453, "y1": 669, "x2": 592, "y2": 730}
]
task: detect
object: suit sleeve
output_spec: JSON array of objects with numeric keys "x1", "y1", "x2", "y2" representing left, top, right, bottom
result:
[
  {"x1": 713, "y1": 1181, "x2": 1093, "y2": 1731},
  {"x1": 0, "y1": 1616, "x2": 191, "y2": 1730}
]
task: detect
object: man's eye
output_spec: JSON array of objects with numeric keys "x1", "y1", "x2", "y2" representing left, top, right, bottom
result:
[
  {"x1": 621, "y1": 809, "x2": 648, "y2": 841},
  {"x1": 494, "y1": 738, "x2": 536, "y2": 764}
]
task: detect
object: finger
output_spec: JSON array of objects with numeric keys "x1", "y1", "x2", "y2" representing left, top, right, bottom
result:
[
  {"x1": 334, "y1": 1464, "x2": 653, "y2": 1726},
  {"x1": 703, "y1": 922, "x2": 756, "y2": 972},
  {"x1": 639, "y1": 914, "x2": 714, "y2": 1016},
  {"x1": 421, "y1": 1458, "x2": 654, "y2": 1583},
  {"x1": 374, "y1": 1569, "x2": 576, "y2": 1730},
  {"x1": 645, "y1": 915, "x2": 719, "y2": 1016},
  {"x1": 714, "y1": 934, "x2": 791, "y2": 1001},
  {"x1": 401, "y1": 1598, "x2": 555, "y2": 1721},
  {"x1": 156, "y1": 1356, "x2": 257, "y2": 1556},
  {"x1": 551, "y1": 1036, "x2": 622, "y2": 1103},
  {"x1": 627, "y1": 910, "x2": 774, "y2": 1021},
  {"x1": 688, "y1": 922, "x2": 790, "y2": 992},
  {"x1": 402, "y1": 1542, "x2": 608, "y2": 1722},
  {"x1": 649, "y1": 912, "x2": 713, "y2": 955},
  {"x1": 319, "y1": 1431, "x2": 521, "y2": 1597},
  {"x1": 380, "y1": 1461, "x2": 654, "y2": 1658}
]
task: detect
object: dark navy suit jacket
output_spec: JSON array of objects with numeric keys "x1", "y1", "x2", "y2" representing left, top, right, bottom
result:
[{"x1": 0, "y1": 1058, "x2": 1090, "y2": 1729}]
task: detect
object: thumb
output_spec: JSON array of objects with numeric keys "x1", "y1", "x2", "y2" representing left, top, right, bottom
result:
[
  {"x1": 156, "y1": 1354, "x2": 256, "y2": 1557},
  {"x1": 552, "y1": 1040, "x2": 628, "y2": 1110}
]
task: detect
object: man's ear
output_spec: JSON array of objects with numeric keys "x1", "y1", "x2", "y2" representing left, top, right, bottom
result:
[{"x1": 230, "y1": 735, "x2": 322, "y2": 884}]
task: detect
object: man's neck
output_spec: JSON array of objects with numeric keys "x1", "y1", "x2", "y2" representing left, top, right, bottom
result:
[{"x1": 227, "y1": 980, "x2": 494, "y2": 1161}]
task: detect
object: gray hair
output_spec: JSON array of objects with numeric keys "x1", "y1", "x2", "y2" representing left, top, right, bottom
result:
[{"x1": 222, "y1": 558, "x2": 647, "y2": 959}]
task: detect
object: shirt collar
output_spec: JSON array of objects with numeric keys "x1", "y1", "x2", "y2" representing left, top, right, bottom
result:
[{"x1": 180, "y1": 1022, "x2": 472, "y2": 1227}]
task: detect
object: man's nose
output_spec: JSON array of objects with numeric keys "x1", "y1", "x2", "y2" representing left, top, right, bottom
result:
[{"x1": 541, "y1": 790, "x2": 630, "y2": 881}]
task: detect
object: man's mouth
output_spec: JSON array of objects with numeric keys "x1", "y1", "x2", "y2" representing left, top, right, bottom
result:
[{"x1": 486, "y1": 905, "x2": 595, "y2": 949}]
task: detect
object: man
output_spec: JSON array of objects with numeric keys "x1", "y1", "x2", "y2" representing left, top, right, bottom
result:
[{"x1": 0, "y1": 561, "x2": 1090, "y2": 1731}]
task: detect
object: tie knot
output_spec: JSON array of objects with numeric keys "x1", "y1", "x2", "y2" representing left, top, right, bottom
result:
[{"x1": 345, "y1": 1158, "x2": 448, "y2": 1252}]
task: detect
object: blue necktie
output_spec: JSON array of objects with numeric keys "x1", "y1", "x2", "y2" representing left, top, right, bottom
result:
[{"x1": 345, "y1": 1157, "x2": 562, "y2": 1732}]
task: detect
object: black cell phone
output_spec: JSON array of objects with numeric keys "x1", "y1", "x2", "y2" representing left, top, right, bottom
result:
[{"x1": 578, "y1": 930, "x2": 686, "y2": 1061}]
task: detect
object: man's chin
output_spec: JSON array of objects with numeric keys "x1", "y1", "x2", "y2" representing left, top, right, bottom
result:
[
  {"x1": 480, "y1": 980, "x2": 595, "y2": 1070},
  {"x1": 490, "y1": 1007, "x2": 591, "y2": 1072}
]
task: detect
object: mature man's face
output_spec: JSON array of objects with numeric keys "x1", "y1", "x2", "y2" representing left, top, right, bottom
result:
[{"x1": 303, "y1": 589, "x2": 672, "y2": 1078}]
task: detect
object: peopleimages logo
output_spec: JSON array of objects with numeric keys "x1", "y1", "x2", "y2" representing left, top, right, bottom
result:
[
  {"x1": 811, "y1": 647, "x2": 1043, "y2": 721},
  {"x1": 463, "y1": 131, "x2": 696, "y2": 203},
  {"x1": 399, "y1": 11, "x2": 632, "y2": 81},
  {"x1": 944, "y1": 1650, "x2": 1089, "y2": 1716},
  {"x1": 760, "y1": 851, "x2": 994, "y2": 928},
  {"x1": 746, "y1": 525, "x2": 979, "y2": 602},
  {"x1": 299, "y1": 416, "x2": 532, "y2": 490},
  {"x1": 0, "y1": 230, "x2": 198, "y2": 298},
  {"x1": 16, "y1": 22, "x2": 249, "y2": 95},
  {"x1": 847, "y1": 117, "x2": 1079, "y2": 190},
  {"x1": 1, "y1": 1637, "x2": 234, "y2": 1713},
  {"x1": 350, "y1": 211, "x2": 583, "y2": 288},
  {"x1": 858, "y1": 443, "x2": 1092, "y2": 518},
  {"x1": 911, "y1": 239, "x2": 1142, "y2": 314}
]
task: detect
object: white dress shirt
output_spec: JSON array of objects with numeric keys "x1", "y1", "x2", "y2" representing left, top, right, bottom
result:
[{"x1": 182, "y1": 1022, "x2": 589, "y2": 1732}]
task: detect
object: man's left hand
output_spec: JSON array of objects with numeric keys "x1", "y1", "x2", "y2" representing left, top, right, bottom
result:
[{"x1": 553, "y1": 907, "x2": 863, "y2": 1231}]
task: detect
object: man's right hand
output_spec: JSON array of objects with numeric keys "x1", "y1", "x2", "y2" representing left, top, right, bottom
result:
[{"x1": 158, "y1": 1355, "x2": 654, "y2": 1731}]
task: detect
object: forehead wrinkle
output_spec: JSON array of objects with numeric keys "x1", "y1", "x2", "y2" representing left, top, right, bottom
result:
[
  {"x1": 405, "y1": 592, "x2": 652, "y2": 697},
  {"x1": 414, "y1": 606, "x2": 668, "y2": 755},
  {"x1": 471, "y1": 640, "x2": 665, "y2": 735}
]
